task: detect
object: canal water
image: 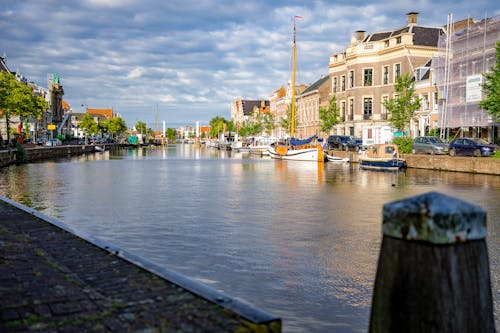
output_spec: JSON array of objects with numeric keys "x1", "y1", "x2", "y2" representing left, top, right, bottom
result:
[{"x1": 1, "y1": 144, "x2": 499, "y2": 332}]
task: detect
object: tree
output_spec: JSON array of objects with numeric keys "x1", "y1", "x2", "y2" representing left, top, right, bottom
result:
[
  {"x1": 209, "y1": 116, "x2": 233, "y2": 138},
  {"x1": 383, "y1": 73, "x2": 421, "y2": 137},
  {"x1": 166, "y1": 128, "x2": 176, "y2": 142},
  {"x1": 107, "y1": 117, "x2": 127, "y2": 139},
  {"x1": 0, "y1": 71, "x2": 48, "y2": 146},
  {"x1": 319, "y1": 94, "x2": 340, "y2": 134},
  {"x1": 480, "y1": 41, "x2": 500, "y2": 121},
  {"x1": 80, "y1": 114, "x2": 98, "y2": 137},
  {"x1": 135, "y1": 121, "x2": 147, "y2": 134}
]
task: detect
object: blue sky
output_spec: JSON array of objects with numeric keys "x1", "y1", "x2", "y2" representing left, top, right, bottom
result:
[{"x1": 1, "y1": 0, "x2": 498, "y2": 129}]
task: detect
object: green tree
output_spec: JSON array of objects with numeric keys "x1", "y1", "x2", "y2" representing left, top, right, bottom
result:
[
  {"x1": 80, "y1": 114, "x2": 99, "y2": 137},
  {"x1": 383, "y1": 73, "x2": 420, "y2": 137},
  {"x1": 107, "y1": 117, "x2": 127, "y2": 138},
  {"x1": 319, "y1": 94, "x2": 340, "y2": 134},
  {"x1": 209, "y1": 116, "x2": 233, "y2": 138},
  {"x1": 135, "y1": 121, "x2": 147, "y2": 134},
  {"x1": 480, "y1": 41, "x2": 500, "y2": 121},
  {"x1": 166, "y1": 128, "x2": 177, "y2": 142},
  {"x1": 0, "y1": 71, "x2": 47, "y2": 146}
]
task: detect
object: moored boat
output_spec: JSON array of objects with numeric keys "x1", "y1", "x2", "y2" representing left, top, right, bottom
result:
[
  {"x1": 359, "y1": 144, "x2": 406, "y2": 171},
  {"x1": 325, "y1": 153, "x2": 349, "y2": 163},
  {"x1": 268, "y1": 17, "x2": 324, "y2": 163}
]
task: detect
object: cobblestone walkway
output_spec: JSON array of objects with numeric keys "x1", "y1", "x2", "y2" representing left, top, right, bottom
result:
[{"x1": 0, "y1": 200, "x2": 280, "y2": 332}]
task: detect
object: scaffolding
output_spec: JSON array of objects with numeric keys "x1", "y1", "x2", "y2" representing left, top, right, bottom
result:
[{"x1": 432, "y1": 15, "x2": 499, "y2": 139}]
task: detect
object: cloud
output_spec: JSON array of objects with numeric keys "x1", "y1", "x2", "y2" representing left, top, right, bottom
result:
[
  {"x1": 0, "y1": 0, "x2": 497, "y2": 128},
  {"x1": 126, "y1": 67, "x2": 146, "y2": 79}
]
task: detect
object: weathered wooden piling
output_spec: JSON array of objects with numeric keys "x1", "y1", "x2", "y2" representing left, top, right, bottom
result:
[{"x1": 369, "y1": 191, "x2": 495, "y2": 333}]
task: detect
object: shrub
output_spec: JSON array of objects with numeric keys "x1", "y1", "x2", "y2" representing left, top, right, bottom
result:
[{"x1": 392, "y1": 137, "x2": 413, "y2": 154}]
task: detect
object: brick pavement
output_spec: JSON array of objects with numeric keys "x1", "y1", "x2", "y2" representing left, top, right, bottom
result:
[{"x1": 0, "y1": 200, "x2": 281, "y2": 332}]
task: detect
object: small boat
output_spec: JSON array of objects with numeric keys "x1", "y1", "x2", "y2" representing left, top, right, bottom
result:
[
  {"x1": 325, "y1": 153, "x2": 349, "y2": 163},
  {"x1": 94, "y1": 145, "x2": 105, "y2": 152},
  {"x1": 359, "y1": 144, "x2": 406, "y2": 171}
]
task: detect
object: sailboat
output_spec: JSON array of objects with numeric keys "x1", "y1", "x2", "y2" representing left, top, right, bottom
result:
[{"x1": 267, "y1": 17, "x2": 324, "y2": 162}]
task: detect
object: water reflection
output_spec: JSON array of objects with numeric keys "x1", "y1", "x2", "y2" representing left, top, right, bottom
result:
[{"x1": 0, "y1": 145, "x2": 498, "y2": 332}]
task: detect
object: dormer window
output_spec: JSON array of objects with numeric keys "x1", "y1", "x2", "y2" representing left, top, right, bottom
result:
[{"x1": 396, "y1": 36, "x2": 402, "y2": 44}]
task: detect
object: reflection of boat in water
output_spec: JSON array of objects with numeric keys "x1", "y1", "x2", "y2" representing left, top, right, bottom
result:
[
  {"x1": 325, "y1": 153, "x2": 349, "y2": 163},
  {"x1": 359, "y1": 144, "x2": 406, "y2": 171},
  {"x1": 268, "y1": 17, "x2": 324, "y2": 163}
]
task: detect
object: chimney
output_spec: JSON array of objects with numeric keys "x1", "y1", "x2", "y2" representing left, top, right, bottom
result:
[
  {"x1": 407, "y1": 12, "x2": 419, "y2": 25},
  {"x1": 355, "y1": 30, "x2": 366, "y2": 41}
]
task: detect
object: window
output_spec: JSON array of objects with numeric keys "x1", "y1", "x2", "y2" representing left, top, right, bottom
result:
[
  {"x1": 396, "y1": 36, "x2": 402, "y2": 44},
  {"x1": 363, "y1": 98, "x2": 372, "y2": 120},
  {"x1": 348, "y1": 98, "x2": 354, "y2": 120},
  {"x1": 341, "y1": 75, "x2": 346, "y2": 91},
  {"x1": 383, "y1": 66, "x2": 389, "y2": 85},
  {"x1": 364, "y1": 69, "x2": 373, "y2": 86},
  {"x1": 381, "y1": 96, "x2": 388, "y2": 120},
  {"x1": 349, "y1": 70, "x2": 354, "y2": 88},
  {"x1": 422, "y1": 93, "x2": 430, "y2": 110},
  {"x1": 333, "y1": 77, "x2": 337, "y2": 93},
  {"x1": 341, "y1": 101, "x2": 346, "y2": 120},
  {"x1": 394, "y1": 63, "x2": 401, "y2": 80},
  {"x1": 384, "y1": 40, "x2": 389, "y2": 47}
]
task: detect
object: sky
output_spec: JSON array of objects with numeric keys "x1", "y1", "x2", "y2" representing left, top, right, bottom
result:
[{"x1": 1, "y1": 1, "x2": 498, "y2": 129}]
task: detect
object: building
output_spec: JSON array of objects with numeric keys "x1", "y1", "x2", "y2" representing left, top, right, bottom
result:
[
  {"x1": 432, "y1": 16, "x2": 500, "y2": 141},
  {"x1": 296, "y1": 75, "x2": 331, "y2": 138},
  {"x1": 230, "y1": 99, "x2": 269, "y2": 128},
  {"x1": 269, "y1": 83, "x2": 306, "y2": 139},
  {"x1": 328, "y1": 12, "x2": 444, "y2": 138},
  {"x1": 413, "y1": 59, "x2": 440, "y2": 136}
]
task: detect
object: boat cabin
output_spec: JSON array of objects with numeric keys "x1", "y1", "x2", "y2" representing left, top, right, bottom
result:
[{"x1": 364, "y1": 144, "x2": 400, "y2": 159}]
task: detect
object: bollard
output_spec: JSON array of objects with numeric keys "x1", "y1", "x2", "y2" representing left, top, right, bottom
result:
[{"x1": 369, "y1": 192, "x2": 495, "y2": 333}]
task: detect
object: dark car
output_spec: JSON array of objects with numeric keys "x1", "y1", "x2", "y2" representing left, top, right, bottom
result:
[
  {"x1": 345, "y1": 138, "x2": 363, "y2": 151},
  {"x1": 327, "y1": 135, "x2": 352, "y2": 150},
  {"x1": 449, "y1": 138, "x2": 496, "y2": 157},
  {"x1": 411, "y1": 136, "x2": 449, "y2": 155}
]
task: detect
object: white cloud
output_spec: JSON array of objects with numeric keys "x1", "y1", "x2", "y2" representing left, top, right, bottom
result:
[{"x1": 126, "y1": 67, "x2": 146, "y2": 79}]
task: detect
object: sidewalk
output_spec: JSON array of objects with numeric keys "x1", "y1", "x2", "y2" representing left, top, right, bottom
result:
[{"x1": 0, "y1": 199, "x2": 280, "y2": 332}]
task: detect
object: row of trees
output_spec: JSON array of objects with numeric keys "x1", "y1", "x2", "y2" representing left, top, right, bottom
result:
[
  {"x1": 79, "y1": 114, "x2": 128, "y2": 139},
  {"x1": 0, "y1": 71, "x2": 48, "y2": 145}
]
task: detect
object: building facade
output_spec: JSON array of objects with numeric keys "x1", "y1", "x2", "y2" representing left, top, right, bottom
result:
[
  {"x1": 328, "y1": 12, "x2": 444, "y2": 138},
  {"x1": 296, "y1": 75, "x2": 331, "y2": 138},
  {"x1": 432, "y1": 16, "x2": 499, "y2": 141}
]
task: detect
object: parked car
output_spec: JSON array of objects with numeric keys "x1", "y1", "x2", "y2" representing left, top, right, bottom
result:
[
  {"x1": 411, "y1": 136, "x2": 449, "y2": 155},
  {"x1": 327, "y1": 135, "x2": 352, "y2": 150},
  {"x1": 36, "y1": 138, "x2": 47, "y2": 146},
  {"x1": 45, "y1": 139, "x2": 62, "y2": 147},
  {"x1": 449, "y1": 138, "x2": 496, "y2": 157},
  {"x1": 345, "y1": 137, "x2": 364, "y2": 151}
]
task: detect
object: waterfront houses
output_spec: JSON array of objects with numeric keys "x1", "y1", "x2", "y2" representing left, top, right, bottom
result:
[
  {"x1": 328, "y1": 12, "x2": 444, "y2": 138},
  {"x1": 296, "y1": 75, "x2": 331, "y2": 138}
]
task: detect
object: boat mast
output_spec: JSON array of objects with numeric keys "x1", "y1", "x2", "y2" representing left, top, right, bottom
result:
[{"x1": 290, "y1": 17, "x2": 297, "y2": 138}]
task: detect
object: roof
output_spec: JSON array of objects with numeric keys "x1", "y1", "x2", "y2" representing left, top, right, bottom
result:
[
  {"x1": 301, "y1": 75, "x2": 329, "y2": 95},
  {"x1": 87, "y1": 108, "x2": 113, "y2": 118},
  {"x1": 241, "y1": 100, "x2": 269, "y2": 116},
  {"x1": 62, "y1": 100, "x2": 71, "y2": 110},
  {"x1": 365, "y1": 25, "x2": 444, "y2": 47}
]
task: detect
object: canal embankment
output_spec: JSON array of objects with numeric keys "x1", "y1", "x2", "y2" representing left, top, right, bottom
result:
[
  {"x1": 0, "y1": 196, "x2": 281, "y2": 332},
  {"x1": 327, "y1": 150, "x2": 500, "y2": 175}
]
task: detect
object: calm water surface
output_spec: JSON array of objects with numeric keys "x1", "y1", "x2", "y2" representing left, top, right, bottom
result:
[{"x1": 1, "y1": 144, "x2": 499, "y2": 332}]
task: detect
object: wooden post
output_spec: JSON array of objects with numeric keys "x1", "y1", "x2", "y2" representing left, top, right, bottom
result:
[{"x1": 369, "y1": 191, "x2": 495, "y2": 333}]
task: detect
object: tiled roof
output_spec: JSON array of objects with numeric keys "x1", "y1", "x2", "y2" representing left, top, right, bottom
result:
[
  {"x1": 87, "y1": 108, "x2": 113, "y2": 118},
  {"x1": 301, "y1": 75, "x2": 329, "y2": 95},
  {"x1": 241, "y1": 100, "x2": 268, "y2": 116},
  {"x1": 365, "y1": 25, "x2": 443, "y2": 47}
]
